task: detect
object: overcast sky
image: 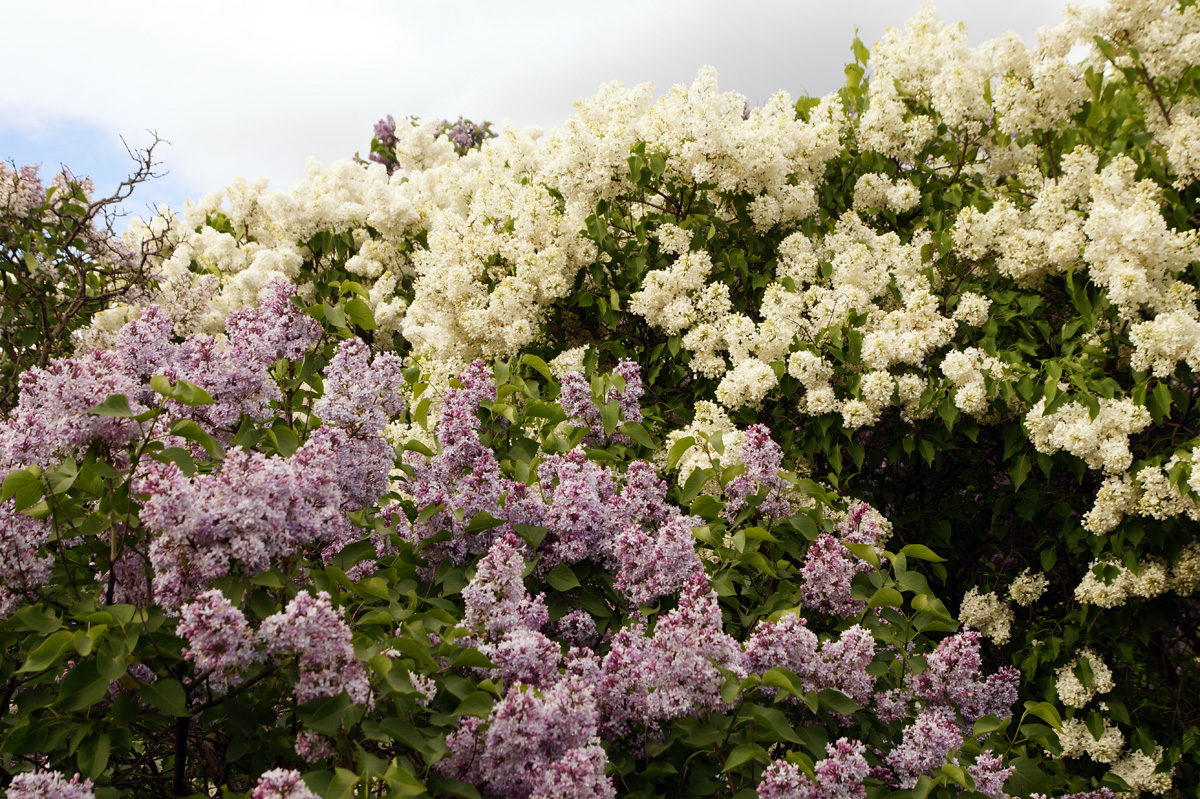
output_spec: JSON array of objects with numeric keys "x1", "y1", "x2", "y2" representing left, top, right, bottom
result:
[{"x1": 2, "y1": 0, "x2": 1094, "y2": 224}]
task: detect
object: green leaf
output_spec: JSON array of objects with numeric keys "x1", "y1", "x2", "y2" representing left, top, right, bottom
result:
[
  {"x1": 666, "y1": 436, "x2": 697, "y2": 470},
  {"x1": 1010, "y1": 454, "x2": 1031, "y2": 491},
  {"x1": 344, "y1": 297, "x2": 379, "y2": 330},
  {"x1": 1023, "y1": 701, "x2": 1063, "y2": 731},
  {"x1": 324, "y1": 301, "x2": 347, "y2": 329},
  {"x1": 843, "y1": 541, "x2": 880, "y2": 569},
  {"x1": 816, "y1": 688, "x2": 862, "y2": 715},
  {"x1": 619, "y1": 421, "x2": 654, "y2": 449},
  {"x1": 87, "y1": 394, "x2": 136, "y2": 418},
  {"x1": 723, "y1": 743, "x2": 768, "y2": 771},
  {"x1": 898, "y1": 544, "x2": 946, "y2": 562},
  {"x1": 2, "y1": 465, "x2": 44, "y2": 511},
  {"x1": 513, "y1": 524, "x2": 547, "y2": 549},
  {"x1": 55, "y1": 661, "x2": 110, "y2": 712},
  {"x1": 300, "y1": 691, "x2": 365, "y2": 736},
  {"x1": 19, "y1": 629, "x2": 73, "y2": 672},
  {"x1": 140, "y1": 678, "x2": 190, "y2": 717},
  {"x1": 453, "y1": 691, "x2": 495, "y2": 718},
  {"x1": 521, "y1": 354, "x2": 554, "y2": 382},
  {"x1": 972, "y1": 714, "x2": 1007, "y2": 738},
  {"x1": 867, "y1": 586, "x2": 904, "y2": 609},
  {"x1": 168, "y1": 419, "x2": 221, "y2": 459},
  {"x1": 546, "y1": 563, "x2": 581, "y2": 592}
]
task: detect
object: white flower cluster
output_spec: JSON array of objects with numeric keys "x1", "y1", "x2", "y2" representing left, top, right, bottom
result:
[
  {"x1": 851, "y1": 173, "x2": 920, "y2": 215},
  {"x1": 661, "y1": 401, "x2": 745, "y2": 495},
  {"x1": 1008, "y1": 568, "x2": 1049, "y2": 606},
  {"x1": 1074, "y1": 557, "x2": 1171, "y2": 609},
  {"x1": 1110, "y1": 745, "x2": 1176, "y2": 795},
  {"x1": 941, "y1": 347, "x2": 1010, "y2": 417},
  {"x1": 957, "y1": 587, "x2": 1013, "y2": 644},
  {"x1": 1130, "y1": 307, "x2": 1200, "y2": 377},
  {"x1": 1084, "y1": 156, "x2": 1200, "y2": 321},
  {"x1": 1057, "y1": 716, "x2": 1125, "y2": 763},
  {"x1": 1026, "y1": 394, "x2": 1151, "y2": 475},
  {"x1": 1055, "y1": 648, "x2": 1114, "y2": 708}
]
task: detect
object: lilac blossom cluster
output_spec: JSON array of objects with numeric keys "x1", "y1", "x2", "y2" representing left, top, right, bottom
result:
[
  {"x1": 723, "y1": 423, "x2": 792, "y2": 524},
  {"x1": 745, "y1": 615, "x2": 876, "y2": 704},
  {"x1": 885, "y1": 707, "x2": 964, "y2": 788},
  {"x1": 967, "y1": 752, "x2": 1015, "y2": 799},
  {"x1": 251, "y1": 768, "x2": 320, "y2": 799},
  {"x1": 757, "y1": 738, "x2": 869, "y2": 799},
  {"x1": 5, "y1": 771, "x2": 96, "y2": 799},
  {"x1": 460, "y1": 533, "x2": 559, "y2": 686},
  {"x1": 440, "y1": 679, "x2": 613, "y2": 799},
  {"x1": 910, "y1": 630, "x2": 1019, "y2": 725},
  {"x1": 800, "y1": 502, "x2": 887, "y2": 617},
  {"x1": 436, "y1": 117, "x2": 498, "y2": 157},
  {"x1": 558, "y1": 360, "x2": 644, "y2": 447},
  {"x1": 402, "y1": 362, "x2": 707, "y2": 610},
  {"x1": 0, "y1": 500, "x2": 53, "y2": 618},
  {"x1": 136, "y1": 436, "x2": 344, "y2": 609},
  {"x1": 177, "y1": 589, "x2": 262, "y2": 694},
  {"x1": 259, "y1": 590, "x2": 371, "y2": 707},
  {"x1": 312, "y1": 337, "x2": 404, "y2": 512}
]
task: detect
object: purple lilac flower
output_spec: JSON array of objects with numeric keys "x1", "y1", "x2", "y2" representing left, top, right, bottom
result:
[
  {"x1": 912, "y1": 630, "x2": 1019, "y2": 724},
  {"x1": 225, "y1": 279, "x2": 320, "y2": 368},
  {"x1": 171, "y1": 332, "x2": 278, "y2": 429},
  {"x1": 436, "y1": 117, "x2": 497, "y2": 156},
  {"x1": 612, "y1": 460, "x2": 673, "y2": 528},
  {"x1": 558, "y1": 361, "x2": 644, "y2": 447},
  {"x1": 723, "y1": 424, "x2": 791, "y2": 524},
  {"x1": 612, "y1": 515, "x2": 706, "y2": 608},
  {"x1": 114, "y1": 305, "x2": 178, "y2": 405},
  {"x1": 745, "y1": 613, "x2": 820, "y2": 678},
  {"x1": 314, "y1": 338, "x2": 405, "y2": 435},
  {"x1": 596, "y1": 574, "x2": 746, "y2": 740},
  {"x1": 259, "y1": 590, "x2": 371, "y2": 707},
  {"x1": 293, "y1": 729, "x2": 337, "y2": 762},
  {"x1": 251, "y1": 768, "x2": 320, "y2": 799},
  {"x1": 873, "y1": 687, "x2": 911, "y2": 723},
  {"x1": 6, "y1": 771, "x2": 95, "y2": 799},
  {"x1": 758, "y1": 738, "x2": 869, "y2": 799},
  {"x1": 0, "y1": 499, "x2": 53, "y2": 618},
  {"x1": 177, "y1": 589, "x2": 261, "y2": 694},
  {"x1": 555, "y1": 608, "x2": 598, "y2": 648},
  {"x1": 462, "y1": 533, "x2": 547, "y2": 639},
  {"x1": 307, "y1": 425, "x2": 394, "y2": 513},
  {"x1": 800, "y1": 504, "x2": 885, "y2": 618},
  {"x1": 815, "y1": 625, "x2": 876, "y2": 705},
  {"x1": 139, "y1": 435, "x2": 344, "y2": 609},
  {"x1": 967, "y1": 752, "x2": 1014, "y2": 799},
  {"x1": 441, "y1": 679, "x2": 611, "y2": 799},
  {"x1": 2, "y1": 348, "x2": 143, "y2": 469},
  {"x1": 536, "y1": 449, "x2": 619, "y2": 569},
  {"x1": 885, "y1": 707, "x2": 963, "y2": 788},
  {"x1": 529, "y1": 744, "x2": 615, "y2": 799},
  {"x1": 486, "y1": 628, "x2": 562, "y2": 687}
]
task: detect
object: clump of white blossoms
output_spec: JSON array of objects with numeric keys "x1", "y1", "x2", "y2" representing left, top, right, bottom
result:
[
  {"x1": 1008, "y1": 569, "x2": 1049, "y2": 606},
  {"x1": 1074, "y1": 557, "x2": 1171, "y2": 609},
  {"x1": 957, "y1": 587, "x2": 1013, "y2": 644},
  {"x1": 1110, "y1": 745, "x2": 1176, "y2": 795},
  {"x1": 1055, "y1": 649, "x2": 1114, "y2": 708},
  {"x1": 1057, "y1": 716, "x2": 1125, "y2": 764},
  {"x1": 1025, "y1": 394, "x2": 1151, "y2": 475}
]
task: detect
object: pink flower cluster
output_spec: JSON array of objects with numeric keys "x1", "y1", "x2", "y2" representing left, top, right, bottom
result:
[
  {"x1": 885, "y1": 707, "x2": 963, "y2": 788},
  {"x1": 6, "y1": 770, "x2": 95, "y2": 799},
  {"x1": 724, "y1": 423, "x2": 792, "y2": 524},
  {"x1": 558, "y1": 359, "x2": 643, "y2": 447},
  {"x1": 259, "y1": 590, "x2": 371, "y2": 707},
  {"x1": 177, "y1": 589, "x2": 262, "y2": 694},
  {"x1": 0, "y1": 500, "x2": 53, "y2": 618},
  {"x1": 137, "y1": 436, "x2": 344, "y2": 609},
  {"x1": 758, "y1": 738, "x2": 869, "y2": 799},
  {"x1": 911, "y1": 630, "x2": 1019, "y2": 725},
  {"x1": 461, "y1": 533, "x2": 559, "y2": 686},
  {"x1": 440, "y1": 679, "x2": 613, "y2": 799},
  {"x1": 800, "y1": 503, "x2": 886, "y2": 618},
  {"x1": 251, "y1": 768, "x2": 320, "y2": 799},
  {"x1": 745, "y1": 615, "x2": 877, "y2": 705}
]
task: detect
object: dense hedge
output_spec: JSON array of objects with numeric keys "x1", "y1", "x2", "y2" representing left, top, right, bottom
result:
[{"x1": 4, "y1": 1, "x2": 1200, "y2": 797}]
